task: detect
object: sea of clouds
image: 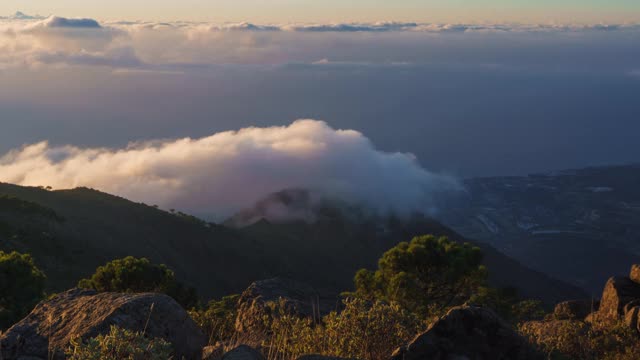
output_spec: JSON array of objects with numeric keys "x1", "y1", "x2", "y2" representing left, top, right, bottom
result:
[
  {"x1": 1, "y1": 13, "x2": 639, "y2": 71},
  {"x1": 1, "y1": 13, "x2": 639, "y2": 218},
  {"x1": 0, "y1": 120, "x2": 460, "y2": 218}
]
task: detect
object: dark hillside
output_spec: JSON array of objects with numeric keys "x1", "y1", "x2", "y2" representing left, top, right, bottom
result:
[{"x1": 0, "y1": 183, "x2": 586, "y2": 304}]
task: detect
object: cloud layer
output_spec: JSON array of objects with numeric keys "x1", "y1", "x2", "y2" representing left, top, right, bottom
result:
[
  {"x1": 0, "y1": 120, "x2": 459, "y2": 218},
  {"x1": 1, "y1": 13, "x2": 639, "y2": 70}
]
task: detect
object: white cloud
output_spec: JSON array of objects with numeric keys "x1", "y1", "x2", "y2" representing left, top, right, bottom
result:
[
  {"x1": 0, "y1": 120, "x2": 460, "y2": 218},
  {"x1": 1, "y1": 13, "x2": 639, "y2": 70}
]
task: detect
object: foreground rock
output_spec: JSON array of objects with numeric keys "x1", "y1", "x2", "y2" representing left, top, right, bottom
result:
[
  {"x1": 235, "y1": 278, "x2": 336, "y2": 336},
  {"x1": 553, "y1": 299, "x2": 599, "y2": 320},
  {"x1": 297, "y1": 356, "x2": 354, "y2": 360},
  {"x1": 0, "y1": 288, "x2": 205, "y2": 360},
  {"x1": 221, "y1": 345, "x2": 265, "y2": 360},
  {"x1": 598, "y1": 276, "x2": 640, "y2": 320},
  {"x1": 391, "y1": 306, "x2": 543, "y2": 360},
  {"x1": 631, "y1": 264, "x2": 640, "y2": 284}
]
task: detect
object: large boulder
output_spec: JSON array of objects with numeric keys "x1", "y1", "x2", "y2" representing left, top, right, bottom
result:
[
  {"x1": 553, "y1": 299, "x2": 599, "y2": 320},
  {"x1": 235, "y1": 278, "x2": 336, "y2": 336},
  {"x1": 0, "y1": 288, "x2": 205, "y2": 360},
  {"x1": 598, "y1": 277, "x2": 640, "y2": 320},
  {"x1": 391, "y1": 306, "x2": 543, "y2": 360}
]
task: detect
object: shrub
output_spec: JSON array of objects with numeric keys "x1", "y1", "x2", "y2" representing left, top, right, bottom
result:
[
  {"x1": 264, "y1": 297, "x2": 422, "y2": 360},
  {"x1": 470, "y1": 286, "x2": 546, "y2": 324},
  {"x1": 521, "y1": 319, "x2": 640, "y2": 360},
  {"x1": 350, "y1": 235, "x2": 487, "y2": 317},
  {"x1": 189, "y1": 294, "x2": 240, "y2": 344},
  {"x1": 78, "y1": 256, "x2": 198, "y2": 309},
  {"x1": 66, "y1": 325, "x2": 173, "y2": 360},
  {"x1": 0, "y1": 251, "x2": 46, "y2": 329}
]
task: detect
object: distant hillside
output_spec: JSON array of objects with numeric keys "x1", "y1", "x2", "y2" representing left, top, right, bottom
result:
[
  {"x1": 436, "y1": 164, "x2": 640, "y2": 294},
  {"x1": 0, "y1": 183, "x2": 585, "y2": 304}
]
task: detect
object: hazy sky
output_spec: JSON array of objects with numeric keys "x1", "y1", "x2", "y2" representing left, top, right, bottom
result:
[{"x1": 1, "y1": 0, "x2": 639, "y2": 23}]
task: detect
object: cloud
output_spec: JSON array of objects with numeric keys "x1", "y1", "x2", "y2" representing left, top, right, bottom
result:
[
  {"x1": 1, "y1": 15, "x2": 639, "y2": 70},
  {"x1": 35, "y1": 16, "x2": 101, "y2": 29},
  {"x1": 284, "y1": 22, "x2": 419, "y2": 32},
  {"x1": 0, "y1": 120, "x2": 460, "y2": 218},
  {"x1": 0, "y1": 11, "x2": 45, "y2": 20}
]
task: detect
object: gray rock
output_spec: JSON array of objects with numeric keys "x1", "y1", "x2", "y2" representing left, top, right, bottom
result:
[
  {"x1": 0, "y1": 288, "x2": 205, "y2": 360},
  {"x1": 297, "y1": 356, "x2": 356, "y2": 360},
  {"x1": 598, "y1": 277, "x2": 640, "y2": 320},
  {"x1": 630, "y1": 264, "x2": 640, "y2": 284},
  {"x1": 222, "y1": 345, "x2": 265, "y2": 360},
  {"x1": 391, "y1": 306, "x2": 543, "y2": 360},
  {"x1": 624, "y1": 306, "x2": 640, "y2": 333}
]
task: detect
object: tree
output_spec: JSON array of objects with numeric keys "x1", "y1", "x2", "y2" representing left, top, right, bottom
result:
[
  {"x1": 0, "y1": 251, "x2": 47, "y2": 329},
  {"x1": 78, "y1": 256, "x2": 198, "y2": 309},
  {"x1": 351, "y1": 235, "x2": 487, "y2": 316}
]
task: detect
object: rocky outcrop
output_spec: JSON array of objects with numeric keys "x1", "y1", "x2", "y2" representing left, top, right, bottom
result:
[
  {"x1": 0, "y1": 288, "x2": 205, "y2": 360},
  {"x1": 391, "y1": 306, "x2": 543, "y2": 360},
  {"x1": 598, "y1": 274, "x2": 640, "y2": 320},
  {"x1": 553, "y1": 299, "x2": 599, "y2": 320},
  {"x1": 221, "y1": 345, "x2": 265, "y2": 360},
  {"x1": 235, "y1": 278, "x2": 336, "y2": 336},
  {"x1": 631, "y1": 264, "x2": 640, "y2": 284},
  {"x1": 624, "y1": 305, "x2": 640, "y2": 333}
]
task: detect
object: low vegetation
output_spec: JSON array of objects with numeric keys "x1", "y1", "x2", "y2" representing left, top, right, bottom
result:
[
  {"x1": 521, "y1": 319, "x2": 640, "y2": 360},
  {"x1": 2, "y1": 234, "x2": 640, "y2": 360},
  {"x1": 66, "y1": 325, "x2": 173, "y2": 360}
]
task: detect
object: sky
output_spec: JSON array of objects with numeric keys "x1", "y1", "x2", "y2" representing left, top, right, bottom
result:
[
  {"x1": 1, "y1": 0, "x2": 639, "y2": 23},
  {"x1": 0, "y1": 5, "x2": 639, "y2": 217}
]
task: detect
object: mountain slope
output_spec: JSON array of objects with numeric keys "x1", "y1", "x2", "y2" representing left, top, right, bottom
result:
[
  {"x1": 436, "y1": 164, "x2": 640, "y2": 294},
  {"x1": 0, "y1": 183, "x2": 586, "y2": 304}
]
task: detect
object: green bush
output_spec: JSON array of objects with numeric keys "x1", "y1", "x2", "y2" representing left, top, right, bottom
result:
[
  {"x1": 521, "y1": 319, "x2": 640, "y2": 360},
  {"x1": 189, "y1": 294, "x2": 240, "y2": 344},
  {"x1": 66, "y1": 325, "x2": 173, "y2": 360},
  {"x1": 0, "y1": 251, "x2": 46, "y2": 329},
  {"x1": 78, "y1": 256, "x2": 198, "y2": 309},
  {"x1": 264, "y1": 297, "x2": 422, "y2": 360},
  {"x1": 350, "y1": 235, "x2": 487, "y2": 316}
]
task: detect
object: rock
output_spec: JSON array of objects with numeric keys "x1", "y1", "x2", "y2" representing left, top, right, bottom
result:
[
  {"x1": 598, "y1": 277, "x2": 640, "y2": 320},
  {"x1": 235, "y1": 278, "x2": 336, "y2": 336},
  {"x1": 631, "y1": 264, "x2": 640, "y2": 284},
  {"x1": 553, "y1": 299, "x2": 599, "y2": 320},
  {"x1": 624, "y1": 306, "x2": 640, "y2": 333},
  {"x1": 0, "y1": 288, "x2": 205, "y2": 360},
  {"x1": 391, "y1": 306, "x2": 543, "y2": 360},
  {"x1": 203, "y1": 344, "x2": 226, "y2": 360},
  {"x1": 221, "y1": 345, "x2": 265, "y2": 360},
  {"x1": 297, "y1": 356, "x2": 356, "y2": 360}
]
